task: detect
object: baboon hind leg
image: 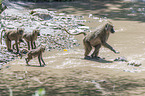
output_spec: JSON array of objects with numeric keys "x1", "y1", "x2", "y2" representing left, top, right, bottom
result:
[
  {"x1": 91, "y1": 44, "x2": 101, "y2": 59},
  {"x1": 41, "y1": 57, "x2": 46, "y2": 65},
  {"x1": 84, "y1": 40, "x2": 92, "y2": 59},
  {"x1": 6, "y1": 39, "x2": 13, "y2": 52}
]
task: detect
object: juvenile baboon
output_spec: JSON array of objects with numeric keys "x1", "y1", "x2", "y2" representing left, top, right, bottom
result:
[
  {"x1": 83, "y1": 23, "x2": 119, "y2": 59},
  {"x1": 25, "y1": 46, "x2": 46, "y2": 66},
  {"x1": 2, "y1": 28, "x2": 24, "y2": 53},
  {"x1": 23, "y1": 29, "x2": 40, "y2": 50}
]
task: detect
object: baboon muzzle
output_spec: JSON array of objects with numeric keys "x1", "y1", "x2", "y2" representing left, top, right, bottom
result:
[{"x1": 111, "y1": 28, "x2": 115, "y2": 33}]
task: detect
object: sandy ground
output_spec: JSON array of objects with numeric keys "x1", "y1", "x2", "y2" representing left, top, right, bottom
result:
[{"x1": 1, "y1": 0, "x2": 145, "y2": 95}]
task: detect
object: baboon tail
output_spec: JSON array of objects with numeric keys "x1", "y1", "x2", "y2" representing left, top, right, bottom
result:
[
  {"x1": 59, "y1": 25, "x2": 87, "y2": 36},
  {"x1": 0, "y1": 29, "x2": 6, "y2": 44}
]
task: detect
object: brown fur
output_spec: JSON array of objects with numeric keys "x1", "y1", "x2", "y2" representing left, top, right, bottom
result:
[
  {"x1": 23, "y1": 29, "x2": 40, "y2": 50},
  {"x1": 83, "y1": 23, "x2": 119, "y2": 59},
  {"x1": 25, "y1": 46, "x2": 46, "y2": 66},
  {"x1": 3, "y1": 28, "x2": 24, "y2": 53}
]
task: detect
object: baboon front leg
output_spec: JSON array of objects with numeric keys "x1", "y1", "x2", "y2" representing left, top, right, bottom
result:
[
  {"x1": 84, "y1": 40, "x2": 92, "y2": 59},
  {"x1": 41, "y1": 57, "x2": 46, "y2": 65},
  {"x1": 102, "y1": 42, "x2": 119, "y2": 54},
  {"x1": 33, "y1": 42, "x2": 36, "y2": 49},
  {"x1": 15, "y1": 40, "x2": 19, "y2": 53},
  {"x1": 13, "y1": 42, "x2": 21, "y2": 50},
  {"x1": 31, "y1": 41, "x2": 34, "y2": 49},
  {"x1": 91, "y1": 44, "x2": 101, "y2": 59},
  {"x1": 38, "y1": 55, "x2": 43, "y2": 66},
  {"x1": 27, "y1": 42, "x2": 30, "y2": 50}
]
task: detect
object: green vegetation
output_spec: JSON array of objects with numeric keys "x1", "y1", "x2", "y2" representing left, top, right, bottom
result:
[{"x1": 33, "y1": 88, "x2": 46, "y2": 96}]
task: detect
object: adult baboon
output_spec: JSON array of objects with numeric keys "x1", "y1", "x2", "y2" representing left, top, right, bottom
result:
[
  {"x1": 25, "y1": 46, "x2": 46, "y2": 66},
  {"x1": 60, "y1": 23, "x2": 119, "y2": 59},
  {"x1": 23, "y1": 29, "x2": 40, "y2": 50},
  {"x1": 2, "y1": 28, "x2": 24, "y2": 53},
  {"x1": 83, "y1": 23, "x2": 119, "y2": 59}
]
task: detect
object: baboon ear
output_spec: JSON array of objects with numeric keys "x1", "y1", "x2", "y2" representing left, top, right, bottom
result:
[{"x1": 105, "y1": 23, "x2": 109, "y2": 31}]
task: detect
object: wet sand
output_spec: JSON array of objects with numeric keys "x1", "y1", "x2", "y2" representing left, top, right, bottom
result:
[{"x1": 1, "y1": 0, "x2": 145, "y2": 95}]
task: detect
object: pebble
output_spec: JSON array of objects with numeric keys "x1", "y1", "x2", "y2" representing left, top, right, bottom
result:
[
  {"x1": 114, "y1": 56, "x2": 128, "y2": 62},
  {"x1": 127, "y1": 61, "x2": 142, "y2": 67}
]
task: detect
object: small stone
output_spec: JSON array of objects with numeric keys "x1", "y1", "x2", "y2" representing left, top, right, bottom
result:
[
  {"x1": 127, "y1": 61, "x2": 142, "y2": 67},
  {"x1": 114, "y1": 56, "x2": 128, "y2": 62}
]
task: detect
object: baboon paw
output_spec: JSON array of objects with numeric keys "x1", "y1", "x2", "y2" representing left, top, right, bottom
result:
[
  {"x1": 43, "y1": 64, "x2": 46, "y2": 66},
  {"x1": 84, "y1": 56, "x2": 91, "y2": 60},
  {"x1": 96, "y1": 57, "x2": 101, "y2": 60},
  {"x1": 8, "y1": 49, "x2": 13, "y2": 52},
  {"x1": 40, "y1": 65, "x2": 44, "y2": 67},
  {"x1": 115, "y1": 51, "x2": 120, "y2": 54},
  {"x1": 92, "y1": 56, "x2": 101, "y2": 60}
]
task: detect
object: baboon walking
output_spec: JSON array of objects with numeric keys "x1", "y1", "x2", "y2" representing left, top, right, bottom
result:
[
  {"x1": 83, "y1": 23, "x2": 119, "y2": 59},
  {"x1": 25, "y1": 46, "x2": 46, "y2": 66},
  {"x1": 59, "y1": 22, "x2": 119, "y2": 59},
  {"x1": 2, "y1": 28, "x2": 24, "y2": 53},
  {"x1": 23, "y1": 29, "x2": 40, "y2": 50}
]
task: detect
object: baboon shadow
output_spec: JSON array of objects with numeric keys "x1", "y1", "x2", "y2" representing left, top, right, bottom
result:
[
  {"x1": 26, "y1": 65, "x2": 46, "y2": 67},
  {"x1": 83, "y1": 57, "x2": 113, "y2": 63}
]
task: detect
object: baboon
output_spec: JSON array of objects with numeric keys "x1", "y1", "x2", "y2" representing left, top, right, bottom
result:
[
  {"x1": 2, "y1": 28, "x2": 24, "y2": 53},
  {"x1": 25, "y1": 46, "x2": 46, "y2": 66},
  {"x1": 83, "y1": 23, "x2": 119, "y2": 59},
  {"x1": 60, "y1": 23, "x2": 119, "y2": 59},
  {"x1": 23, "y1": 29, "x2": 40, "y2": 50}
]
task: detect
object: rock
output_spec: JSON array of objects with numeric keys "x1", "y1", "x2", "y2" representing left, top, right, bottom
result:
[
  {"x1": 127, "y1": 61, "x2": 142, "y2": 67},
  {"x1": 32, "y1": 13, "x2": 52, "y2": 20},
  {"x1": 114, "y1": 56, "x2": 128, "y2": 62}
]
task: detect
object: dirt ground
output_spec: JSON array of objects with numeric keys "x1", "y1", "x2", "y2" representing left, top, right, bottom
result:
[{"x1": 1, "y1": 0, "x2": 145, "y2": 96}]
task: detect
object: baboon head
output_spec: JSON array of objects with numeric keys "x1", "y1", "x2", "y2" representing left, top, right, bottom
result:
[
  {"x1": 17, "y1": 28, "x2": 24, "y2": 35},
  {"x1": 34, "y1": 29, "x2": 40, "y2": 36},
  {"x1": 105, "y1": 23, "x2": 115, "y2": 33},
  {"x1": 41, "y1": 46, "x2": 46, "y2": 52}
]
